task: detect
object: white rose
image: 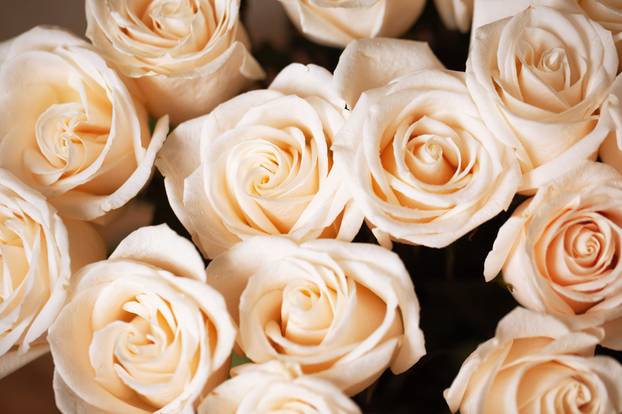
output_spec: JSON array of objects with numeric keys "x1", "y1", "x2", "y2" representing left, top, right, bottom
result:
[
  {"x1": 485, "y1": 161, "x2": 622, "y2": 350},
  {"x1": 445, "y1": 307, "x2": 622, "y2": 414},
  {"x1": 467, "y1": 4, "x2": 622, "y2": 191},
  {"x1": 0, "y1": 26, "x2": 169, "y2": 221},
  {"x1": 434, "y1": 0, "x2": 473, "y2": 32},
  {"x1": 157, "y1": 63, "x2": 363, "y2": 259},
  {"x1": 206, "y1": 236, "x2": 426, "y2": 396},
  {"x1": 86, "y1": 0, "x2": 265, "y2": 124},
  {"x1": 48, "y1": 225, "x2": 236, "y2": 414},
  {"x1": 199, "y1": 361, "x2": 361, "y2": 414},
  {"x1": 0, "y1": 168, "x2": 105, "y2": 379},
  {"x1": 277, "y1": 0, "x2": 426, "y2": 47},
  {"x1": 332, "y1": 38, "x2": 521, "y2": 248}
]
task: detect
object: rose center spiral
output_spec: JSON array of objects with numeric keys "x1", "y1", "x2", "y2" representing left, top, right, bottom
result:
[{"x1": 145, "y1": 0, "x2": 200, "y2": 39}]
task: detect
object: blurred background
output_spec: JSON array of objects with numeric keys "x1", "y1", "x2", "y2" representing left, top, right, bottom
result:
[{"x1": 2, "y1": 1, "x2": 617, "y2": 414}]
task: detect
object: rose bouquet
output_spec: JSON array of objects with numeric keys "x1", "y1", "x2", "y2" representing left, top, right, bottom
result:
[{"x1": 0, "y1": 0, "x2": 621, "y2": 413}]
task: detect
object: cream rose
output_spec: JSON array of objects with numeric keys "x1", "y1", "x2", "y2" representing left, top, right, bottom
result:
[
  {"x1": 86, "y1": 0, "x2": 265, "y2": 124},
  {"x1": 206, "y1": 236, "x2": 426, "y2": 396},
  {"x1": 199, "y1": 361, "x2": 361, "y2": 414},
  {"x1": 485, "y1": 161, "x2": 622, "y2": 350},
  {"x1": 434, "y1": 0, "x2": 473, "y2": 32},
  {"x1": 0, "y1": 168, "x2": 104, "y2": 379},
  {"x1": 48, "y1": 225, "x2": 236, "y2": 414},
  {"x1": 332, "y1": 38, "x2": 520, "y2": 249},
  {"x1": 277, "y1": 0, "x2": 426, "y2": 48},
  {"x1": 468, "y1": 5, "x2": 622, "y2": 191},
  {"x1": 0, "y1": 26, "x2": 169, "y2": 221},
  {"x1": 157, "y1": 63, "x2": 363, "y2": 259},
  {"x1": 444, "y1": 307, "x2": 622, "y2": 414}
]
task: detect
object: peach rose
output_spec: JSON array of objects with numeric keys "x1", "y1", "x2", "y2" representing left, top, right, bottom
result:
[
  {"x1": 277, "y1": 0, "x2": 426, "y2": 47},
  {"x1": 0, "y1": 168, "x2": 104, "y2": 379},
  {"x1": 434, "y1": 0, "x2": 473, "y2": 32},
  {"x1": 445, "y1": 307, "x2": 622, "y2": 414},
  {"x1": 199, "y1": 361, "x2": 361, "y2": 414},
  {"x1": 332, "y1": 38, "x2": 521, "y2": 248},
  {"x1": 86, "y1": 0, "x2": 265, "y2": 124},
  {"x1": 0, "y1": 26, "x2": 169, "y2": 221},
  {"x1": 157, "y1": 63, "x2": 363, "y2": 259},
  {"x1": 485, "y1": 161, "x2": 622, "y2": 350},
  {"x1": 467, "y1": 4, "x2": 622, "y2": 191},
  {"x1": 206, "y1": 236, "x2": 426, "y2": 396},
  {"x1": 49, "y1": 225, "x2": 236, "y2": 414}
]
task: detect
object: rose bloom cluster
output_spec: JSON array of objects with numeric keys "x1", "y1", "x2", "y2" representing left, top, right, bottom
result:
[{"x1": 0, "y1": 0, "x2": 621, "y2": 413}]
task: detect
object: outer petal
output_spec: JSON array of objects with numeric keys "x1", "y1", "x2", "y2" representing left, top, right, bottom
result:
[
  {"x1": 135, "y1": 40, "x2": 265, "y2": 124},
  {"x1": 0, "y1": 343, "x2": 50, "y2": 379},
  {"x1": 333, "y1": 38, "x2": 444, "y2": 107},
  {"x1": 110, "y1": 224, "x2": 207, "y2": 282},
  {"x1": 434, "y1": 0, "x2": 474, "y2": 32}
]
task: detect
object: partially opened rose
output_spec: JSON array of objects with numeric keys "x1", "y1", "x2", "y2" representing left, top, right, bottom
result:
[
  {"x1": 332, "y1": 39, "x2": 520, "y2": 248},
  {"x1": 157, "y1": 63, "x2": 363, "y2": 259},
  {"x1": 277, "y1": 0, "x2": 426, "y2": 47},
  {"x1": 49, "y1": 225, "x2": 236, "y2": 414},
  {"x1": 434, "y1": 0, "x2": 473, "y2": 32},
  {"x1": 485, "y1": 161, "x2": 622, "y2": 350},
  {"x1": 444, "y1": 307, "x2": 622, "y2": 414},
  {"x1": 199, "y1": 361, "x2": 361, "y2": 414},
  {"x1": 0, "y1": 168, "x2": 104, "y2": 379},
  {"x1": 468, "y1": 5, "x2": 622, "y2": 191},
  {"x1": 207, "y1": 236, "x2": 425, "y2": 396},
  {"x1": 86, "y1": 0, "x2": 265, "y2": 124},
  {"x1": 0, "y1": 27, "x2": 169, "y2": 221}
]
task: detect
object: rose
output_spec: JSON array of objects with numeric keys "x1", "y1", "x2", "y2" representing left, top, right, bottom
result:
[
  {"x1": 86, "y1": 0, "x2": 265, "y2": 124},
  {"x1": 444, "y1": 307, "x2": 622, "y2": 414},
  {"x1": 277, "y1": 0, "x2": 426, "y2": 48},
  {"x1": 0, "y1": 26, "x2": 169, "y2": 221},
  {"x1": 49, "y1": 225, "x2": 236, "y2": 414},
  {"x1": 0, "y1": 168, "x2": 105, "y2": 379},
  {"x1": 467, "y1": 4, "x2": 622, "y2": 191},
  {"x1": 206, "y1": 236, "x2": 426, "y2": 396},
  {"x1": 157, "y1": 63, "x2": 363, "y2": 259},
  {"x1": 332, "y1": 38, "x2": 521, "y2": 249},
  {"x1": 434, "y1": 0, "x2": 473, "y2": 32},
  {"x1": 484, "y1": 161, "x2": 622, "y2": 350},
  {"x1": 199, "y1": 361, "x2": 361, "y2": 414}
]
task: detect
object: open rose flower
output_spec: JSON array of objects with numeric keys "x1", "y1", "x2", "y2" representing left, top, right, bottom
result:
[
  {"x1": 206, "y1": 236, "x2": 426, "y2": 396},
  {"x1": 277, "y1": 0, "x2": 426, "y2": 48},
  {"x1": 157, "y1": 63, "x2": 363, "y2": 259},
  {"x1": 199, "y1": 361, "x2": 361, "y2": 414},
  {"x1": 0, "y1": 26, "x2": 168, "y2": 221},
  {"x1": 434, "y1": 0, "x2": 473, "y2": 32},
  {"x1": 49, "y1": 225, "x2": 236, "y2": 414},
  {"x1": 485, "y1": 161, "x2": 622, "y2": 350},
  {"x1": 332, "y1": 38, "x2": 520, "y2": 249},
  {"x1": 86, "y1": 0, "x2": 265, "y2": 124},
  {"x1": 444, "y1": 307, "x2": 622, "y2": 414},
  {"x1": 0, "y1": 168, "x2": 104, "y2": 379},
  {"x1": 467, "y1": 4, "x2": 622, "y2": 191}
]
